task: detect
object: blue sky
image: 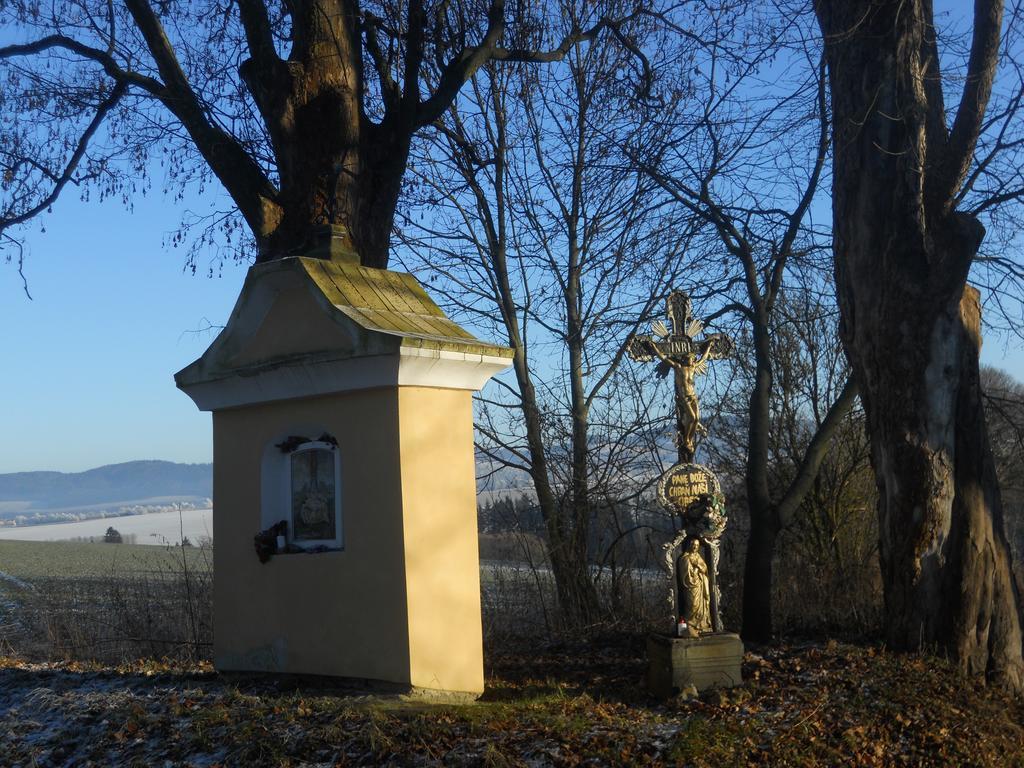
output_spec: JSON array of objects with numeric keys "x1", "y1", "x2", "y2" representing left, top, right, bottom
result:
[
  {"x1": 1, "y1": 189, "x2": 249, "y2": 472},
  {"x1": 1, "y1": 0, "x2": 1022, "y2": 475},
  {"x1": 2, "y1": 182, "x2": 1022, "y2": 474}
]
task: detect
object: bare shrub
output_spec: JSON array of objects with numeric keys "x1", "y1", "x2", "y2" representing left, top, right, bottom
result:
[
  {"x1": 774, "y1": 559, "x2": 882, "y2": 638},
  {"x1": 771, "y1": 408, "x2": 883, "y2": 638},
  {"x1": 12, "y1": 543, "x2": 212, "y2": 664},
  {"x1": 480, "y1": 524, "x2": 673, "y2": 648},
  {"x1": 479, "y1": 532, "x2": 548, "y2": 565}
]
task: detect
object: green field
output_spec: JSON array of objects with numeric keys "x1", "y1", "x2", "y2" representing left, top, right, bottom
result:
[
  {"x1": 0, "y1": 539, "x2": 214, "y2": 665},
  {"x1": 0, "y1": 539, "x2": 210, "y2": 583}
]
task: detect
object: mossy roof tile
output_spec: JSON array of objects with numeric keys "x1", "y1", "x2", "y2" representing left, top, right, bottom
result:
[{"x1": 298, "y1": 258, "x2": 508, "y2": 356}]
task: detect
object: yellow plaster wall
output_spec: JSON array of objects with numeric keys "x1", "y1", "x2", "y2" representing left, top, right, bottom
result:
[
  {"x1": 398, "y1": 387, "x2": 485, "y2": 695},
  {"x1": 212, "y1": 388, "x2": 412, "y2": 683},
  {"x1": 227, "y1": 286, "x2": 357, "y2": 367}
]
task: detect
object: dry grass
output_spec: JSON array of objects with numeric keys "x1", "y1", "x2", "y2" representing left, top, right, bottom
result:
[
  {"x1": 1, "y1": 638, "x2": 1022, "y2": 766},
  {"x1": 0, "y1": 540, "x2": 212, "y2": 664},
  {"x1": 1, "y1": 540, "x2": 1022, "y2": 765}
]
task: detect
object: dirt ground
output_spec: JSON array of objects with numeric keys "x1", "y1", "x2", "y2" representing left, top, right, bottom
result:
[{"x1": 2, "y1": 636, "x2": 1023, "y2": 767}]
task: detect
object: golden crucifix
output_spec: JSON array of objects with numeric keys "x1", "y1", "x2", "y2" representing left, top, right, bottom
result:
[{"x1": 628, "y1": 291, "x2": 734, "y2": 463}]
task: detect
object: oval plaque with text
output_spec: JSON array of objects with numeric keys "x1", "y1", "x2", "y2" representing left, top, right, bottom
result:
[{"x1": 657, "y1": 463, "x2": 721, "y2": 512}]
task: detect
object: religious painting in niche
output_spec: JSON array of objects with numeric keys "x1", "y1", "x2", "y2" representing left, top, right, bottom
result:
[{"x1": 290, "y1": 447, "x2": 337, "y2": 542}]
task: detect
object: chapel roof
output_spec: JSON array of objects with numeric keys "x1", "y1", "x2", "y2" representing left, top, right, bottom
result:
[{"x1": 174, "y1": 255, "x2": 511, "y2": 407}]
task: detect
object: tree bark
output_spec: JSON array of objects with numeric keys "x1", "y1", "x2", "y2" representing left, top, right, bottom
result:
[
  {"x1": 561, "y1": 134, "x2": 603, "y2": 624},
  {"x1": 949, "y1": 289, "x2": 1023, "y2": 682},
  {"x1": 816, "y1": 0, "x2": 1024, "y2": 688},
  {"x1": 236, "y1": 0, "x2": 407, "y2": 265},
  {"x1": 741, "y1": 308, "x2": 776, "y2": 642},
  {"x1": 518, "y1": 335, "x2": 602, "y2": 627},
  {"x1": 2, "y1": 0, "x2": 652, "y2": 268},
  {"x1": 742, "y1": 513, "x2": 779, "y2": 642}
]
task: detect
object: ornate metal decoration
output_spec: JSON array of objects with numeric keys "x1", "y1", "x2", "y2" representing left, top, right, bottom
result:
[
  {"x1": 656, "y1": 463, "x2": 722, "y2": 512},
  {"x1": 627, "y1": 290, "x2": 733, "y2": 463},
  {"x1": 628, "y1": 290, "x2": 734, "y2": 635}
]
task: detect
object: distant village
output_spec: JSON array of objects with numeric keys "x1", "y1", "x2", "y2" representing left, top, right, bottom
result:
[{"x1": 0, "y1": 499, "x2": 212, "y2": 529}]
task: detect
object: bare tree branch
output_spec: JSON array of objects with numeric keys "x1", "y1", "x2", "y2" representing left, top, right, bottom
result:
[
  {"x1": 776, "y1": 376, "x2": 860, "y2": 527},
  {"x1": 0, "y1": 35, "x2": 166, "y2": 94},
  {"x1": 123, "y1": 0, "x2": 282, "y2": 239},
  {"x1": 0, "y1": 81, "x2": 127, "y2": 235},
  {"x1": 931, "y1": 0, "x2": 1005, "y2": 207}
]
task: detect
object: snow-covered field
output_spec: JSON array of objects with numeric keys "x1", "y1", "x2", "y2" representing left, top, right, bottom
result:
[{"x1": 0, "y1": 508, "x2": 213, "y2": 546}]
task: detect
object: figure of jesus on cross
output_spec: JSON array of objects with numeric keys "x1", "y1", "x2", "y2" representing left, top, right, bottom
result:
[{"x1": 628, "y1": 291, "x2": 734, "y2": 463}]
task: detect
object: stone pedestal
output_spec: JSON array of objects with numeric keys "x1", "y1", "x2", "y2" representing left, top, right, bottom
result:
[{"x1": 646, "y1": 632, "x2": 743, "y2": 697}]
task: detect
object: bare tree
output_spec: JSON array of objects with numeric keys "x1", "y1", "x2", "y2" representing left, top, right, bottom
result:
[
  {"x1": 814, "y1": 0, "x2": 1024, "y2": 687},
  {"x1": 632, "y1": 10, "x2": 858, "y2": 641},
  {"x1": 397, "y1": 2, "x2": 698, "y2": 625},
  {"x1": 0, "y1": 0, "x2": 652, "y2": 270},
  {"x1": 763, "y1": 288, "x2": 878, "y2": 635}
]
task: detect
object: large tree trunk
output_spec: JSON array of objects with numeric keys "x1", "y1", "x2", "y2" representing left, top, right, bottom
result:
[
  {"x1": 236, "y1": 0, "x2": 408, "y2": 266},
  {"x1": 742, "y1": 512, "x2": 779, "y2": 642},
  {"x1": 4, "y1": 0, "x2": 643, "y2": 269},
  {"x1": 949, "y1": 290, "x2": 1022, "y2": 680},
  {"x1": 859, "y1": 280, "x2": 1023, "y2": 686},
  {"x1": 741, "y1": 310, "x2": 776, "y2": 642},
  {"x1": 816, "y1": 0, "x2": 1024, "y2": 688},
  {"x1": 258, "y1": 129, "x2": 409, "y2": 267}
]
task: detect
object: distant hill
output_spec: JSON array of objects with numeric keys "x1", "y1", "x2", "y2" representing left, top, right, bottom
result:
[{"x1": 0, "y1": 461, "x2": 212, "y2": 511}]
